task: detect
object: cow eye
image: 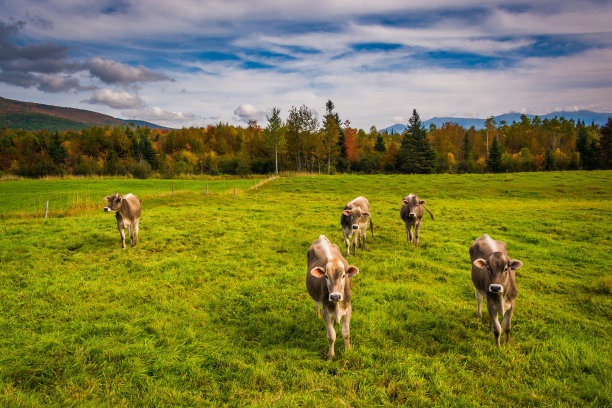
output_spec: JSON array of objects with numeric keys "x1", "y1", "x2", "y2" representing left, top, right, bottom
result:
[{"x1": 342, "y1": 273, "x2": 346, "y2": 279}]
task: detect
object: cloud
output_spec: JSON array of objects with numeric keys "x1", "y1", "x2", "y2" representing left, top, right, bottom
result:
[
  {"x1": 233, "y1": 104, "x2": 266, "y2": 122},
  {"x1": 83, "y1": 89, "x2": 145, "y2": 109},
  {"x1": 84, "y1": 57, "x2": 170, "y2": 85},
  {"x1": 122, "y1": 107, "x2": 198, "y2": 123},
  {"x1": 37, "y1": 74, "x2": 94, "y2": 92}
]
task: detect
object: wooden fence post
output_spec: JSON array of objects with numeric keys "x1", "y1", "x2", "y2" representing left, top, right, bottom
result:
[
  {"x1": 172, "y1": 183, "x2": 174, "y2": 197},
  {"x1": 234, "y1": 186, "x2": 236, "y2": 195},
  {"x1": 44, "y1": 200, "x2": 49, "y2": 219},
  {"x1": 206, "y1": 184, "x2": 208, "y2": 195}
]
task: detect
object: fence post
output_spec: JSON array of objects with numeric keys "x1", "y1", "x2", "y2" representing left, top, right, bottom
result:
[
  {"x1": 255, "y1": 181, "x2": 257, "y2": 190},
  {"x1": 172, "y1": 183, "x2": 174, "y2": 197},
  {"x1": 234, "y1": 186, "x2": 236, "y2": 195},
  {"x1": 44, "y1": 200, "x2": 49, "y2": 219},
  {"x1": 206, "y1": 184, "x2": 208, "y2": 195}
]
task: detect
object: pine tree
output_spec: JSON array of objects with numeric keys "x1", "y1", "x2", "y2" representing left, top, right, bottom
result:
[
  {"x1": 459, "y1": 132, "x2": 473, "y2": 173},
  {"x1": 397, "y1": 109, "x2": 437, "y2": 173},
  {"x1": 599, "y1": 118, "x2": 612, "y2": 169},
  {"x1": 487, "y1": 134, "x2": 503, "y2": 172},
  {"x1": 576, "y1": 121, "x2": 599, "y2": 170},
  {"x1": 322, "y1": 100, "x2": 340, "y2": 174},
  {"x1": 374, "y1": 134, "x2": 386, "y2": 152}
]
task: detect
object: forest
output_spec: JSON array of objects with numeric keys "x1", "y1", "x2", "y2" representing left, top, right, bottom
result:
[{"x1": 0, "y1": 101, "x2": 610, "y2": 178}]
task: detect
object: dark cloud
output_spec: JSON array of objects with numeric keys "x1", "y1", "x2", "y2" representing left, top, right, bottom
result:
[
  {"x1": 0, "y1": 19, "x2": 170, "y2": 93},
  {"x1": 84, "y1": 57, "x2": 169, "y2": 85}
]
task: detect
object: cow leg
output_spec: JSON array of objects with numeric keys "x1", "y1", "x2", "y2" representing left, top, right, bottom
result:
[
  {"x1": 134, "y1": 220, "x2": 139, "y2": 245},
  {"x1": 314, "y1": 302, "x2": 322, "y2": 318},
  {"x1": 343, "y1": 228, "x2": 351, "y2": 257},
  {"x1": 351, "y1": 230, "x2": 358, "y2": 256},
  {"x1": 360, "y1": 228, "x2": 366, "y2": 250},
  {"x1": 475, "y1": 290, "x2": 483, "y2": 318},
  {"x1": 341, "y1": 309, "x2": 351, "y2": 351},
  {"x1": 503, "y1": 306, "x2": 514, "y2": 344},
  {"x1": 128, "y1": 225, "x2": 135, "y2": 247},
  {"x1": 414, "y1": 222, "x2": 421, "y2": 246},
  {"x1": 487, "y1": 302, "x2": 502, "y2": 347},
  {"x1": 406, "y1": 223, "x2": 412, "y2": 243},
  {"x1": 323, "y1": 311, "x2": 336, "y2": 360},
  {"x1": 117, "y1": 224, "x2": 126, "y2": 249}
]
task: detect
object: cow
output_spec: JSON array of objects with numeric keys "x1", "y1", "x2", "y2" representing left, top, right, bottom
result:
[
  {"x1": 306, "y1": 235, "x2": 360, "y2": 360},
  {"x1": 104, "y1": 193, "x2": 141, "y2": 249},
  {"x1": 400, "y1": 193, "x2": 434, "y2": 246},
  {"x1": 470, "y1": 234, "x2": 523, "y2": 346},
  {"x1": 341, "y1": 196, "x2": 373, "y2": 257}
]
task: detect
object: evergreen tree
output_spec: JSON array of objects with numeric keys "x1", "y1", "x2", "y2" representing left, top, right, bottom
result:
[
  {"x1": 459, "y1": 132, "x2": 473, "y2": 173},
  {"x1": 322, "y1": 100, "x2": 340, "y2": 174},
  {"x1": 487, "y1": 134, "x2": 503, "y2": 172},
  {"x1": 397, "y1": 109, "x2": 437, "y2": 173},
  {"x1": 545, "y1": 148, "x2": 555, "y2": 170},
  {"x1": 374, "y1": 134, "x2": 386, "y2": 152},
  {"x1": 141, "y1": 134, "x2": 156, "y2": 168},
  {"x1": 576, "y1": 121, "x2": 599, "y2": 170},
  {"x1": 598, "y1": 118, "x2": 611, "y2": 169},
  {"x1": 48, "y1": 131, "x2": 67, "y2": 164}
]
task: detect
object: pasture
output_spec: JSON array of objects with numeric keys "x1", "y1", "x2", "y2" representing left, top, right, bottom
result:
[{"x1": 0, "y1": 171, "x2": 610, "y2": 407}]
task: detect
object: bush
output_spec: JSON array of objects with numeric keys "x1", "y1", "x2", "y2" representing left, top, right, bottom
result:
[
  {"x1": 250, "y1": 158, "x2": 274, "y2": 174},
  {"x1": 128, "y1": 160, "x2": 152, "y2": 179}
]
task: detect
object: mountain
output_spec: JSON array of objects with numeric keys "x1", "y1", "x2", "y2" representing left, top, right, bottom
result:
[
  {"x1": 382, "y1": 110, "x2": 612, "y2": 133},
  {"x1": 0, "y1": 96, "x2": 167, "y2": 131}
]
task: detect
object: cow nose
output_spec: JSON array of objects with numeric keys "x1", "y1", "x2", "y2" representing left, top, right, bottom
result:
[
  {"x1": 409, "y1": 213, "x2": 416, "y2": 218},
  {"x1": 489, "y1": 284, "x2": 503, "y2": 293},
  {"x1": 329, "y1": 293, "x2": 342, "y2": 302},
  {"x1": 104, "y1": 207, "x2": 110, "y2": 212},
  {"x1": 352, "y1": 224, "x2": 359, "y2": 230}
]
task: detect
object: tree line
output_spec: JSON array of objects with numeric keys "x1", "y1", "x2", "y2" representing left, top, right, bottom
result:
[{"x1": 1, "y1": 102, "x2": 610, "y2": 178}]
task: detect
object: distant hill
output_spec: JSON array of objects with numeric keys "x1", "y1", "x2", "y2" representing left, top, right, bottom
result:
[
  {"x1": 0, "y1": 96, "x2": 167, "y2": 131},
  {"x1": 382, "y1": 110, "x2": 612, "y2": 133}
]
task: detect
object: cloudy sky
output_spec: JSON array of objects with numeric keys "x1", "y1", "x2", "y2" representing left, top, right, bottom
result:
[{"x1": 1, "y1": 0, "x2": 611, "y2": 129}]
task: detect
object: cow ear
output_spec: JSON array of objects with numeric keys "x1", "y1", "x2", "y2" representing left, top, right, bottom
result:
[
  {"x1": 342, "y1": 210, "x2": 350, "y2": 216},
  {"x1": 419, "y1": 200, "x2": 426, "y2": 205},
  {"x1": 346, "y1": 266, "x2": 359, "y2": 278},
  {"x1": 401, "y1": 200, "x2": 409, "y2": 206},
  {"x1": 509, "y1": 259, "x2": 523, "y2": 271},
  {"x1": 117, "y1": 196, "x2": 123, "y2": 202},
  {"x1": 104, "y1": 196, "x2": 110, "y2": 202},
  {"x1": 310, "y1": 266, "x2": 325, "y2": 278},
  {"x1": 473, "y1": 258, "x2": 487, "y2": 269}
]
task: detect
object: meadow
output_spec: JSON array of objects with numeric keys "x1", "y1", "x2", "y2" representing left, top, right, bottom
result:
[{"x1": 0, "y1": 171, "x2": 610, "y2": 407}]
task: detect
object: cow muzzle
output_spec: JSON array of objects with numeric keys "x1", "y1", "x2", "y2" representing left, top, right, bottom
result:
[
  {"x1": 329, "y1": 292, "x2": 343, "y2": 302},
  {"x1": 408, "y1": 213, "x2": 416, "y2": 219},
  {"x1": 351, "y1": 224, "x2": 359, "y2": 230},
  {"x1": 104, "y1": 207, "x2": 111, "y2": 212},
  {"x1": 489, "y1": 284, "x2": 503, "y2": 293}
]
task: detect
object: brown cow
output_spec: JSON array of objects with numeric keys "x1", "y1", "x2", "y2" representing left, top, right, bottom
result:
[
  {"x1": 306, "y1": 235, "x2": 360, "y2": 359},
  {"x1": 470, "y1": 234, "x2": 523, "y2": 346},
  {"x1": 400, "y1": 193, "x2": 434, "y2": 246},
  {"x1": 104, "y1": 193, "x2": 141, "y2": 248},
  {"x1": 341, "y1": 196, "x2": 373, "y2": 257}
]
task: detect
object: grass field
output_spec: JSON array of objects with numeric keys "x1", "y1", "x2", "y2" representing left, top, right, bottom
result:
[{"x1": 0, "y1": 171, "x2": 610, "y2": 407}]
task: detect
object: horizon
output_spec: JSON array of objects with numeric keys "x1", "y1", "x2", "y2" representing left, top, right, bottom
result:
[{"x1": 1, "y1": 1, "x2": 611, "y2": 129}]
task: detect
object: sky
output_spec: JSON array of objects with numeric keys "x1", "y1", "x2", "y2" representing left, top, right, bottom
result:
[{"x1": 1, "y1": 0, "x2": 611, "y2": 129}]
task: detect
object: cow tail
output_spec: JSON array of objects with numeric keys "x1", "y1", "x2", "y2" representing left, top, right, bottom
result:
[
  {"x1": 424, "y1": 206, "x2": 435, "y2": 220},
  {"x1": 369, "y1": 217, "x2": 374, "y2": 238}
]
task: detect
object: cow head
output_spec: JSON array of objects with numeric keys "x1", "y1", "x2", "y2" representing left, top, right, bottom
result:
[
  {"x1": 310, "y1": 259, "x2": 359, "y2": 302},
  {"x1": 104, "y1": 193, "x2": 122, "y2": 212},
  {"x1": 473, "y1": 252, "x2": 522, "y2": 294},
  {"x1": 343, "y1": 207, "x2": 369, "y2": 230},
  {"x1": 401, "y1": 193, "x2": 425, "y2": 220}
]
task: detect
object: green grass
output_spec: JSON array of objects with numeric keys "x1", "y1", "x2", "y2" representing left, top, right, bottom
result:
[{"x1": 0, "y1": 171, "x2": 610, "y2": 407}]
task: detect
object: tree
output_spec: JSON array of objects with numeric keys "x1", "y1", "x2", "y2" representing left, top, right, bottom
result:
[
  {"x1": 286, "y1": 105, "x2": 318, "y2": 171},
  {"x1": 374, "y1": 134, "x2": 386, "y2": 152},
  {"x1": 322, "y1": 100, "x2": 340, "y2": 174},
  {"x1": 397, "y1": 109, "x2": 437, "y2": 173},
  {"x1": 459, "y1": 132, "x2": 473, "y2": 173},
  {"x1": 484, "y1": 116, "x2": 497, "y2": 157},
  {"x1": 264, "y1": 107, "x2": 285, "y2": 174},
  {"x1": 599, "y1": 118, "x2": 612, "y2": 169},
  {"x1": 487, "y1": 134, "x2": 504, "y2": 172},
  {"x1": 576, "y1": 121, "x2": 599, "y2": 170}
]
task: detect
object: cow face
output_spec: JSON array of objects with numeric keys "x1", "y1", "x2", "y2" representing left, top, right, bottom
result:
[
  {"x1": 104, "y1": 193, "x2": 122, "y2": 212},
  {"x1": 343, "y1": 207, "x2": 369, "y2": 230},
  {"x1": 473, "y1": 253, "x2": 522, "y2": 294},
  {"x1": 401, "y1": 194, "x2": 425, "y2": 220},
  {"x1": 310, "y1": 260, "x2": 359, "y2": 302}
]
